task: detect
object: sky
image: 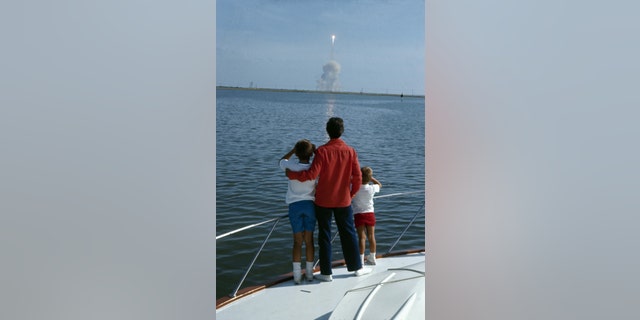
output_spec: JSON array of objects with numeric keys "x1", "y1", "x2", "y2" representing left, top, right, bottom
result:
[{"x1": 216, "y1": 0, "x2": 425, "y2": 95}]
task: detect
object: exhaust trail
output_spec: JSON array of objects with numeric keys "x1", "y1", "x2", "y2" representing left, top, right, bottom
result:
[{"x1": 317, "y1": 34, "x2": 340, "y2": 92}]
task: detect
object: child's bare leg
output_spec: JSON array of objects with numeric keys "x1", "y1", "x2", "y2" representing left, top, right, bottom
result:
[
  {"x1": 303, "y1": 230, "x2": 315, "y2": 280},
  {"x1": 292, "y1": 232, "x2": 303, "y2": 262},
  {"x1": 357, "y1": 225, "x2": 367, "y2": 255},
  {"x1": 366, "y1": 225, "x2": 376, "y2": 254},
  {"x1": 303, "y1": 230, "x2": 314, "y2": 262}
]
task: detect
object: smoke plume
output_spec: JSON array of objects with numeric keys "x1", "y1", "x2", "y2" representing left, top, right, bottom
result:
[{"x1": 317, "y1": 60, "x2": 341, "y2": 91}]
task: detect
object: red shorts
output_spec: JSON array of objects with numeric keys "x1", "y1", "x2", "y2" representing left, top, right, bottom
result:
[{"x1": 354, "y1": 212, "x2": 376, "y2": 228}]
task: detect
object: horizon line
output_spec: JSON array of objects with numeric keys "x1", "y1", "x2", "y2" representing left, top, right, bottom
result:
[{"x1": 216, "y1": 86, "x2": 425, "y2": 98}]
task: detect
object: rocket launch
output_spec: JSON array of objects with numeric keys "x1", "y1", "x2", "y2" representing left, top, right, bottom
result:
[{"x1": 317, "y1": 34, "x2": 341, "y2": 92}]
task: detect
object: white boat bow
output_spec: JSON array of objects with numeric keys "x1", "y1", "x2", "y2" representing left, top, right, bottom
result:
[{"x1": 216, "y1": 250, "x2": 425, "y2": 320}]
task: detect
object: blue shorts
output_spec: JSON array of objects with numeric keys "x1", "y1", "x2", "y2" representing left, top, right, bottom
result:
[{"x1": 288, "y1": 200, "x2": 316, "y2": 233}]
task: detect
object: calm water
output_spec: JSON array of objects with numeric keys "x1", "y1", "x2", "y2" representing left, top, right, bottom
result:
[{"x1": 216, "y1": 89, "x2": 425, "y2": 299}]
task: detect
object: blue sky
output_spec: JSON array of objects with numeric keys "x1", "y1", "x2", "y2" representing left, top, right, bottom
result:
[{"x1": 216, "y1": 0, "x2": 425, "y2": 95}]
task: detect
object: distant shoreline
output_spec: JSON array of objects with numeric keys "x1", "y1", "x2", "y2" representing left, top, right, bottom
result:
[{"x1": 216, "y1": 86, "x2": 425, "y2": 98}]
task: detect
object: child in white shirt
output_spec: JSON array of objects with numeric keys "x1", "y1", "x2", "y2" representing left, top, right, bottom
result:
[
  {"x1": 279, "y1": 139, "x2": 316, "y2": 283},
  {"x1": 351, "y1": 166, "x2": 382, "y2": 265}
]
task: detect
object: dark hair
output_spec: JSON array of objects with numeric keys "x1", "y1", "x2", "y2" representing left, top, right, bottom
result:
[
  {"x1": 361, "y1": 167, "x2": 373, "y2": 184},
  {"x1": 326, "y1": 117, "x2": 344, "y2": 139},
  {"x1": 294, "y1": 139, "x2": 315, "y2": 161}
]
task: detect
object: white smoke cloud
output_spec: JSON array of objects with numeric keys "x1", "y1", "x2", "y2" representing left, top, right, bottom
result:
[{"x1": 317, "y1": 60, "x2": 341, "y2": 91}]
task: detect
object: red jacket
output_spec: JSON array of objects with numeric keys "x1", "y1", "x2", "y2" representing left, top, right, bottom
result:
[{"x1": 287, "y1": 138, "x2": 362, "y2": 207}]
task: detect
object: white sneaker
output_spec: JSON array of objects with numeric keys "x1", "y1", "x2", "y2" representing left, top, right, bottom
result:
[
  {"x1": 305, "y1": 270, "x2": 314, "y2": 281},
  {"x1": 355, "y1": 267, "x2": 372, "y2": 276},
  {"x1": 305, "y1": 262, "x2": 314, "y2": 281},
  {"x1": 293, "y1": 269, "x2": 302, "y2": 284},
  {"x1": 316, "y1": 274, "x2": 333, "y2": 282},
  {"x1": 367, "y1": 254, "x2": 377, "y2": 265}
]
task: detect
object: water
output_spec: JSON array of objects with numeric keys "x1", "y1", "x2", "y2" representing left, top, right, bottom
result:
[{"x1": 216, "y1": 88, "x2": 425, "y2": 299}]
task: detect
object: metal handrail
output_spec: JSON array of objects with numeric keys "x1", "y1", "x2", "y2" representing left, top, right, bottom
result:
[
  {"x1": 386, "y1": 200, "x2": 425, "y2": 254},
  {"x1": 373, "y1": 190, "x2": 424, "y2": 199},
  {"x1": 216, "y1": 214, "x2": 287, "y2": 240},
  {"x1": 229, "y1": 214, "x2": 285, "y2": 298},
  {"x1": 215, "y1": 190, "x2": 424, "y2": 240},
  {"x1": 217, "y1": 190, "x2": 425, "y2": 298}
]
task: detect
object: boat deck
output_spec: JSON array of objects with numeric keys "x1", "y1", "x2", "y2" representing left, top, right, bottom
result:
[{"x1": 216, "y1": 251, "x2": 425, "y2": 320}]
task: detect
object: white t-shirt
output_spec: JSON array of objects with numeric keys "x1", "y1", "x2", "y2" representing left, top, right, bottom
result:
[
  {"x1": 351, "y1": 183, "x2": 380, "y2": 214},
  {"x1": 279, "y1": 159, "x2": 316, "y2": 204}
]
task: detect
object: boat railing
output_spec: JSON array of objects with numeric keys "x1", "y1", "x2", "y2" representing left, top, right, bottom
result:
[
  {"x1": 386, "y1": 200, "x2": 425, "y2": 254},
  {"x1": 217, "y1": 190, "x2": 425, "y2": 298}
]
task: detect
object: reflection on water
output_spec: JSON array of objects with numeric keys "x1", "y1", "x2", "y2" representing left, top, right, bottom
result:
[{"x1": 326, "y1": 98, "x2": 335, "y2": 118}]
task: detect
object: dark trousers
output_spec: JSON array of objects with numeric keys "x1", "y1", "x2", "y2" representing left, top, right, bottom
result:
[{"x1": 315, "y1": 204, "x2": 363, "y2": 275}]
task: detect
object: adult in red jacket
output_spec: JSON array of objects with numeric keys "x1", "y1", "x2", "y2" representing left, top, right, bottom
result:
[{"x1": 287, "y1": 117, "x2": 370, "y2": 281}]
